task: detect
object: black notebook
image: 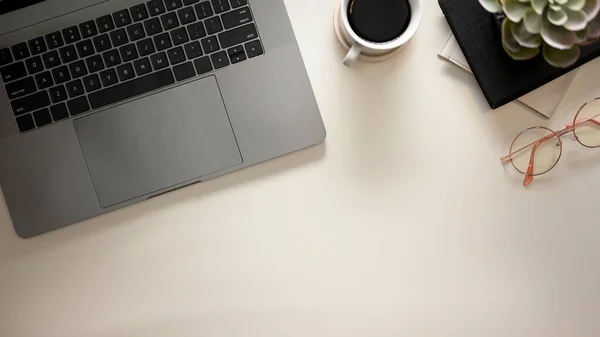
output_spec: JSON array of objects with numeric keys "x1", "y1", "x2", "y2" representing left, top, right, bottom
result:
[{"x1": 439, "y1": 0, "x2": 600, "y2": 109}]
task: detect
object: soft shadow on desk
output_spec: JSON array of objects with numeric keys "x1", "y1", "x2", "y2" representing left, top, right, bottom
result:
[{"x1": 0, "y1": 144, "x2": 326, "y2": 259}]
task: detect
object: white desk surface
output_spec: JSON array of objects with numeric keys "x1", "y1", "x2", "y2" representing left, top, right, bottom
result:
[{"x1": 2, "y1": 1, "x2": 600, "y2": 336}]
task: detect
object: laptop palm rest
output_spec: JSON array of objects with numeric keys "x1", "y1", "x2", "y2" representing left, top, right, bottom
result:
[{"x1": 74, "y1": 76, "x2": 242, "y2": 208}]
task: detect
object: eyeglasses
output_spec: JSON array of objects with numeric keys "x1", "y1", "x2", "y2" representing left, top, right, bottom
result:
[{"x1": 502, "y1": 97, "x2": 600, "y2": 187}]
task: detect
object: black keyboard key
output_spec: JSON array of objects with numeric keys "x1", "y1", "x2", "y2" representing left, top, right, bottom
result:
[
  {"x1": 25, "y1": 56, "x2": 44, "y2": 74},
  {"x1": 93, "y1": 34, "x2": 112, "y2": 53},
  {"x1": 194, "y1": 1, "x2": 213, "y2": 19},
  {"x1": 245, "y1": 40, "x2": 263, "y2": 58},
  {"x1": 116, "y1": 63, "x2": 135, "y2": 81},
  {"x1": 210, "y1": 50, "x2": 229, "y2": 69},
  {"x1": 154, "y1": 32, "x2": 173, "y2": 51},
  {"x1": 76, "y1": 39, "x2": 95, "y2": 58},
  {"x1": 100, "y1": 68, "x2": 118, "y2": 86},
  {"x1": 161, "y1": 12, "x2": 180, "y2": 30},
  {"x1": 35, "y1": 71, "x2": 54, "y2": 89},
  {"x1": 69, "y1": 60, "x2": 88, "y2": 78},
  {"x1": 227, "y1": 45, "x2": 244, "y2": 55},
  {"x1": 28, "y1": 37, "x2": 47, "y2": 55},
  {"x1": 205, "y1": 17, "x2": 223, "y2": 35},
  {"x1": 16, "y1": 114, "x2": 35, "y2": 132},
  {"x1": 165, "y1": 0, "x2": 183, "y2": 11},
  {"x1": 33, "y1": 108, "x2": 52, "y2": 127},
  {"x1": 51, "y1": 65, "x2": 71, "y2": 84},
  {"x1": 5, "y1": 77, "x2": 36, "y2": 99},
  {"x1": 177, "y1": 6, "x2": 196, "y2": 25},
  {"x1": 97, "y1": 15, "x2": 115, "y2": 33},
  {"x1": 228, "y1": 45, "x2": 246, "y2": 63},
  {"x1": 229, "y1": 51, "x2": 246, "y2": 64},
  {"x1": 0, "y1": 48, "x2": 13, "y2": 66},
  {"x1": 211, "y1": 0, "x2": 229, "y2": 13},
  {"x1": 201, "y1": 36, "x2": 219, "y2": 54},
  {"x1": 62, "y1": 26, "x2": 81, "y2": 44},
  {"x1": 113, "y1": 9, "x2": 132, "y2": 27},
  {"x1": 150, "y1": 52, "x2": 169, "y2": 70},
  {"x1": 167, "y1": 46, "x2": 186, "y2": 65},
  {"x1": 133, "y1": 57, "x2": 152, "y2": 76},
  {"x1": 49, "y1": 85, "x2": 68, "y2": 103},
  {"x1": 68, "y1": 96, "x2": 90, "y2": 116},
  {"x1": 42, "y1": 50, "x2": 61, "y2": 69},
  {"x1": 184, "y1": 41, "x2": 203, "y2": 59},
  {"x1": 144, "y1": 17, "x2": 163, "y2": 36},
  {"x1": 171, "y1": 27, "x2": 189, "y2": 45},
  {"x1": 88, "y1": 69, "x2": 175, "y2": 109},
  {"x1": 183, "y1": 0, "x2": 200, "y2": 5},
  {"x1": 64, "y1": 60, "x2": 87, "y2": 78},
  {"x1": 11, "y1": 43, "x2": 30, "y2": 60},
  {"x1": 130, "y1": 3, "x2": 149, "y2": 22},
  {"x1": 0, "y1": 62, "x2": 26, "y2": 82},
  {"x1": 230, "y1": 0, "x2": 247, "y2": 8},
  {"x1": 137, "y1": 38, "x2": 156, "y2": 56},
  {"x1": 86, "y1": 54, "x2": 105, "y2": 73},
  {"x1": 79, "y1": 21, "x2": 98, "y2": 39},
  {"x1": 59, "y1": 45, "x2": 78, "y2": 63},
  {"x1": 222, "y1": 7, "x2": 253, "y2": 29},
  {"x1": 103, "y1": 49, "x2": 122, "y2": 67},
  {"x1": 83, "y1": 73, "x2": 102, "y2": 92},
  {"x1": 173, "y1": 61, "x2": 195, "y2": 81},
  {"x1": 66, "y1": 79, "x2": 85, "y2": 98},
  {"x1": 147, "y1": 0, "x2": 166, "y2": 16},
  {"x1": 11, "y1": 91, "x2": 50, "y2": 116},
  {"x1": 110, "y1": 28, "x2": 129, "y2": 47},
  {"x1": 194, "y1": 55, "x2": 212, "y2": 74},
  {"x1": 127, "y1": 23, "x2": 146, "y2": 41},
  {"x1": 187, "y1": 22, "x2": 206, "y2": 40},
  {"x1": 219, "y1": 23, "x2": 258, "y2": 49},
  {"x1": 45, "y1": 31, "x2": 65, "y2": 50},
  {"x1": 120, "y1": 44, "x2": 139, "y2": 62},
  {"x1": 51, "y1": 103, "x2": 69, "y2": 121}
]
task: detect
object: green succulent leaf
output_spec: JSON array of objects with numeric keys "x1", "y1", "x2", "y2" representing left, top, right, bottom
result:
[
  {"x1": 567, "y1": 0, "x2": 587, "y2": 11},
  {"x1": 588, "y1": 11, "x2": 600, "y2": 37},
  {"x1": 581, "y1": 36, "x2": 600, "y2": 44},
  {"x1": 532, "y1": 0, "x2": 549, "y2": 14},
  {"x1": 555, "y1": 0, "x2": 569, "y2": 4},
  {"x1": 504, "y1": 0, "x2": 532, "y2": 21},
  {"x1": 564, "y1": 9, "x2": 588, "y2": 30},
  {"x1": 582, "y1": 0, "x2": 600, "y2": 20},
  {"x1": 524, "y1": 9, "x2": 544, "y2": 32},
  {"x1": 543, "y1": 43, "x2": 580, "y2": 67},
  {"x1": 541, "y1": 15, "x2": 577, "y2": 48},
  {"x1": 512, "y1": 19, "x2": 544, "y2": 46},
  {"x1": 547, "y1": 8, "x2": 569, "y2": 25},
  {"x1": 502, "y1": 19, "x2": 541, "y2": 59},
  {"x1": 479, "y1": 0, "x2": 503, "y2": 12},
  {"x1": 575, "y1": 25, "x2": 591, "y2": 41}
]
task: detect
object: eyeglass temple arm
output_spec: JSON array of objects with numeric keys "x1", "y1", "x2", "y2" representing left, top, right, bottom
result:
[
  {"x1": 523, "y1": 133, "x2": 558, "y2": 186},
  {"x1": 500, "y1": 117, "x2": 600, "y2": 163}
]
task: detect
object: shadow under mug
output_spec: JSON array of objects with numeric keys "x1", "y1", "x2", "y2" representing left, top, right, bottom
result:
[{"x1": 338, "y1": 0, "x2": 422, "y2": 66}]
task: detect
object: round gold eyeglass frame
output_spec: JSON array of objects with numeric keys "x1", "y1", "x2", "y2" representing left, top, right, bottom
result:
[{"x1": 501, "y1": 97, "x2": 600, "y2": 187}]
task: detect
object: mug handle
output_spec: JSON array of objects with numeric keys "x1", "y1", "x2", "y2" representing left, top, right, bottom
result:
[{"x1": 343, "y1": 43, "x2": 362, "y2": 66}]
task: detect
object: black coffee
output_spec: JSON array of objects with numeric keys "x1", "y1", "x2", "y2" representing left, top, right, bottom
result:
[{"x1": 348, "y1": 0, "x2": 411, "y2": 43}]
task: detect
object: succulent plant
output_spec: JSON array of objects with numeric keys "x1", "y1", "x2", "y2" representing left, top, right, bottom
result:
[{"x1": 479, "y1": 0, "x2": 600, "y2": 67}]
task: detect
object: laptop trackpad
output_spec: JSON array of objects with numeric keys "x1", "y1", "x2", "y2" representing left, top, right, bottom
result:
[{"x1": 74, "y1": 76, "x2": 242, "y2": 208}]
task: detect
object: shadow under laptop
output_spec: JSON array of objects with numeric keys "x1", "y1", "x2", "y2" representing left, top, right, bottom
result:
[{"x1": 0, "y1": 143, "x2": 327, "y2": 259}]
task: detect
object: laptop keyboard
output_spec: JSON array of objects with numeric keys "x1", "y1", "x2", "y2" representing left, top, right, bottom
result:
[{"x1": 0, "y1": 0, "x2": 264, "y2": 133}]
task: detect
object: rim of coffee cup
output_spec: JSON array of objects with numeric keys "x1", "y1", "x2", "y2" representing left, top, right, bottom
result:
[{"x1": 340, "y1": 0, "x2": 422, "y2": 51}]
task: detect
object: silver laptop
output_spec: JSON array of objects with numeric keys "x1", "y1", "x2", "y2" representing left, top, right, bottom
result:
[{"x1": 0, "y1": 0, "x2": 326, "y2": 238}]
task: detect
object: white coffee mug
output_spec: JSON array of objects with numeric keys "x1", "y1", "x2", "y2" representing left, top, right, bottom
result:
[{"x1": 337, "y1": 0, "x2": 422, "y2": 66}]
